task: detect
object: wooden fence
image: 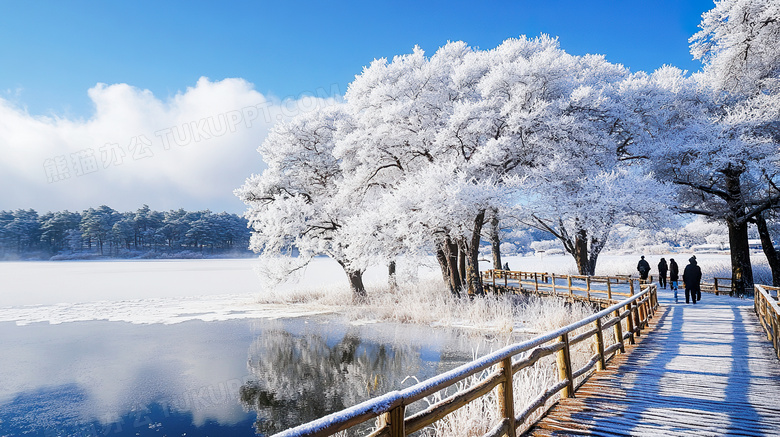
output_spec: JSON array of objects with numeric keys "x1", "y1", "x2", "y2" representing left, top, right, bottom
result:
[
  {"x1": 484, "y1": 269, "x2": 738, "y2": 298},
  {"x1": 755, "y1": 284, "x2": 780, "y2": 360},
  {"x1": 646, "y1": 274, "x2": 746, "y2": 296},
  {"x1": 482, "y1": 270, "x2": 638, "y2": 303},
  {"x1": 271, "y1": 284, "x2": 659, "y2": 437}
]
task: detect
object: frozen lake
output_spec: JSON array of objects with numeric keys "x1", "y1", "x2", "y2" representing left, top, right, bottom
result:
[
  {"x1": 0, "y1": 253, "x2": 750, "y2": 436},
  {"x1": 0, "y1": 259, "x2": 497, "y2": 436},
  {"x1": 0, "y1": 313, "x2": 498, "y2": 436}
]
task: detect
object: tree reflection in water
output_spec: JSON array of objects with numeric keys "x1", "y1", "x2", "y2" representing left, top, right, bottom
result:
[{"x1": 240, "y1": 327, "x2": 423, "y2": 435}]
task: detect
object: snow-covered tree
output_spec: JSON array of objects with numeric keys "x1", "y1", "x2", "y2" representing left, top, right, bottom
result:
[
  {"x1": 651, "y1": 0, "x2": 780, "y2": 292},
  {"x1": 39, "y1": 210, "x2": 81, "y2": 253},
  {"x1": 80, "y1": 205, "x2": 120, "y2": 255},
  {"x1": 493, "y1": 43, "x2": 671, "y2": 275},
  {"x1": 236, "y1": 105, "x2": 372, "y2": 298}
]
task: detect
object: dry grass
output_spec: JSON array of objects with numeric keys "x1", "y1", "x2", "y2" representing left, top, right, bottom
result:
[
  {"x1": 256, "y1": 274, "x2": 602, "y2": 436},
  {"x1": 256, "y1": 276, "x2": 596, "y2": 336}
]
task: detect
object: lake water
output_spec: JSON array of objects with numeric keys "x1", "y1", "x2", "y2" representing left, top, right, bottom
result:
[{"x1": 0, "y1": 315, "x2": 498, "y2": 436}]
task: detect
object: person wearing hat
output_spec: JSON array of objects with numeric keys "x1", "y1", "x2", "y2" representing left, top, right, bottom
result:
[
  {"x1": 682, "y1": 256, "x2": 702, "y2": 304},
  {"x1": 637, "y1": 256, "x2": 651, "y2": 281}
]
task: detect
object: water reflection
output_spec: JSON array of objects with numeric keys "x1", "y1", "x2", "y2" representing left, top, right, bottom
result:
[
  {"x1": 240, "y1": 319, "x2": 505, "y2": 435},
  {"x1": 240, "y1": 328, "x2": 423, "y2": 434},
  {"x1": 0, "y1": 316, "x2": 498, "y2": 436}
]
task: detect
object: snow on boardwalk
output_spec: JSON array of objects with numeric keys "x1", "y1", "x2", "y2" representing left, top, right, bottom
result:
[{"x1": 526, "y1": 289, "x2": 780, "y2": 436}]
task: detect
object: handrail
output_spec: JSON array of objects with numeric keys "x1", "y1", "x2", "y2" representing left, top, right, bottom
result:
[
  {"x1": 483, "y1": 269, "x2": 743, "y2": 298},
  {"x1": 272, "y1": 285, "x2": 659, "y2": 437},
  {"x1": 481, "y1": 269, "x2": 640, "y2": 300},
  {"x1": 755, "y1": 284, "x2": 780, "y2": 361}
]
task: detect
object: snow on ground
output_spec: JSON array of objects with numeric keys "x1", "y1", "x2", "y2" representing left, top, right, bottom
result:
[
  {"x1": 0, "y1": 253, "x2": 765, "y2": 326},
  {"x1": 0, "y1": 258, "x2": 439, "y2": 325}
]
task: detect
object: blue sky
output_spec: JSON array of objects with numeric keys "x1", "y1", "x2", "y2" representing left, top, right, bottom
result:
[
  {"x1": 0, "y1": 0, "x2": 716, "y2": 213},
  {"x1": 2, "y1": 0, "x2": 713, "y2": 117}
]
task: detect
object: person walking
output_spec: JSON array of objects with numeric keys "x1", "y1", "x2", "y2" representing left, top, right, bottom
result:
[
  {"x1": 637, "y1": 256, "x2": 651, "y2": 281},
  {"x1": 658, "y1": 258, "x2": 668, "y2": 289},
  {"x1": 669, "y1": 258, "x2": 679, "y2": 301},
  {"x1": 682, "y1": 256, "x2": 702, "y2": 304}
]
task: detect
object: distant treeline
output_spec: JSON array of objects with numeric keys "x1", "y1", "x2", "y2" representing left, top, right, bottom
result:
[{"x1": 0, "y1": 205, "x2": 251, "y2": 260}]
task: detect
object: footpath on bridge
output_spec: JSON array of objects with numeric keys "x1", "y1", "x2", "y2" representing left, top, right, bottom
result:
[{"x1": 526, "y1": 288, "x2": 780, "y2": 436}]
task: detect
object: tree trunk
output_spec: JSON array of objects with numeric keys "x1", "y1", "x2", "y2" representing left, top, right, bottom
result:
[
  {"x1": 466, "y1": 209, "x2": 486, "y2": 296},
  {"x1": 347, "y1": 270, "x2": 367, "y2": 300},
  {"x1": 444, "y1": 237, "x2": 462, "y2": 296},
  {"x1": 723, "y1": 166, "x2": 754, "y2": 296},
  {"x1": 489, "y1": 211, "x2": 502, "y2": 270},
  {"x1": 337, "y1": 260, "x2": 367, "y2": 300},
  {"x1": 727, "y1": 218, "x2": 754, "y2": 296},
  {"x1": 573, "y1": 229, "x2": 589, "y2": 275},
  {"x1": 435, "y1": 247, "x2": 452, "y2": 292},
  {"x1": 458, "y1": 243, "x2": 467, "y2": 287},
  {"x1": 388, "y1": 260, "x2": 398, "y2": 290},
  {"x1": 756, "y1": 212, "x2": 780, "y2": 287},
  {"x1": 587, "y1": 235, "x2": 606, "y2": 277}
]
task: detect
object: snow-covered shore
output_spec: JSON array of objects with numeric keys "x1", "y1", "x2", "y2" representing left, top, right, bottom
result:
[{"x1": 0, "y1": 253, "x2": 768, "y2": 326}]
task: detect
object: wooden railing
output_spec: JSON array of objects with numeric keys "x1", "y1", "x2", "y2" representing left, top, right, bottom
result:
[
  {"x1": 701, "y1": 277, "x2": 736, "y2": 295},
  {"x1": 485, "y1": 269, "x2": 740, "y2": 298},
  {"x1": 482, "y1": 270, "x2": 639, "y2": 303},
  {"x1": 755, "y1": 284, "x2": 780, "y2": 360},
  {"x1": 272, "y1": 285, "x2": 659, "y2": 437},
  {"x1": 647, "y1": 274, "x2": 740, "y2": 296}
]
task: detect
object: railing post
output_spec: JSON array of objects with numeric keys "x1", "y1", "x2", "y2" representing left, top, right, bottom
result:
[
  {"x1": 594, "y1": 318, "x2": 606, "y2": 371},
  {"x1": 567, "y1": 276, "x2": 573, "y2": 297},
  {"x1": 626, "y1": 302, "x2": 636, "y2": 345},
  {"x1": 652, "y1": 287, "x2": 658, "y2": 314},
  {"x1": 714, "y1": 278, "x2": 719, "y2": 295},
  {"x1": 556, "y1": 333, "x2": 575, "y2": 398},
  {"x1": 505, "y1": 271, "x2": 508, "y2": 288},
  {"x1": 379, "y1": 404, "x2": 406, "y2": 437},
  {"x1": 551, "y1": 273, "x2": 557, "y2": 295},
  {"x1": 634, "y1": 301, "x2": 642, "y2": 337},
  {"x1": 613, "y1": 308, "x2": 625, "y2": 353},
  {"x1": 774, "y1": 312, "x2": 780, "y2": 361},
  {"x1": 497, "y1": 357, "x2": 516, "y2": 437},
  {"x1": 534, "y1": 273, "x2": 539, "y2": 292},
  {"x1": 765, "y1": 298, "x2": 772, "y2": 341},
  {"x1": 629, "y1": 279, "x2": 635, "y2": 296},
  {"x1": 586, "y1": 276, "x2": 591, "y2": 300},
  {"x1": 772, "y1": 309, "x2": 779, "y2": 360},
  {"x1": 755, "y1": 285, "x2": 760, "y2": 319},
  {"x1": 606, "y1": 280, "x2": 612, "y2": 300}
]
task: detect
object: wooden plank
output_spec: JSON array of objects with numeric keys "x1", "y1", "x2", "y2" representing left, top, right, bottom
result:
[
  {"x1": 526, "y1": 292, "x2": 780, "y2": 437},
  {"x1": 556, "y1": 333, "x2": 574, "y2": 398},
  {"x1": 481, "y1": 418, "x2": 510, "y2": 437},
  {"x1": 404, "y1": 371, "x2": 503, "y2": 434},
  {"x1": 497, "y1": 357, "x2": 516, "y2": 437},
  {"x1": 512, "y1": 342, "x2": 564, "y2": 374}
]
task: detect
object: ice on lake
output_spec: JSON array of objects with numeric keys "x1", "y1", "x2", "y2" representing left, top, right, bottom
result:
[{"x1": 0, "y1": 258, "x2": 498, "y2": 436}]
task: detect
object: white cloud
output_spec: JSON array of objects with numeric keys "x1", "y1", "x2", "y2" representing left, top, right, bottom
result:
[{"x1": 0, "y1": 77, "x2": 340, "y2": 213}]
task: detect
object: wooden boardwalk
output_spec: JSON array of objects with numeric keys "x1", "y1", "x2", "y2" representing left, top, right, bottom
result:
[{"x1": 526, "y1": 289, "x2": 780, "y2": 436}]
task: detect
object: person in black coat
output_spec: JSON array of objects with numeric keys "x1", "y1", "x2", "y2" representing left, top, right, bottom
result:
[
  {"x1": 637, "y1": 256, "x2": 651, "y2": 280},
  {"x1": 682, "y1": 256, "x2": 702, "y2": 304},
  {"x1": 657, "y1": 258, "x2": 668, "y2": 289},
  {"x1": 669, "y1": 258, "x2": 679, "y2": 300}
]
